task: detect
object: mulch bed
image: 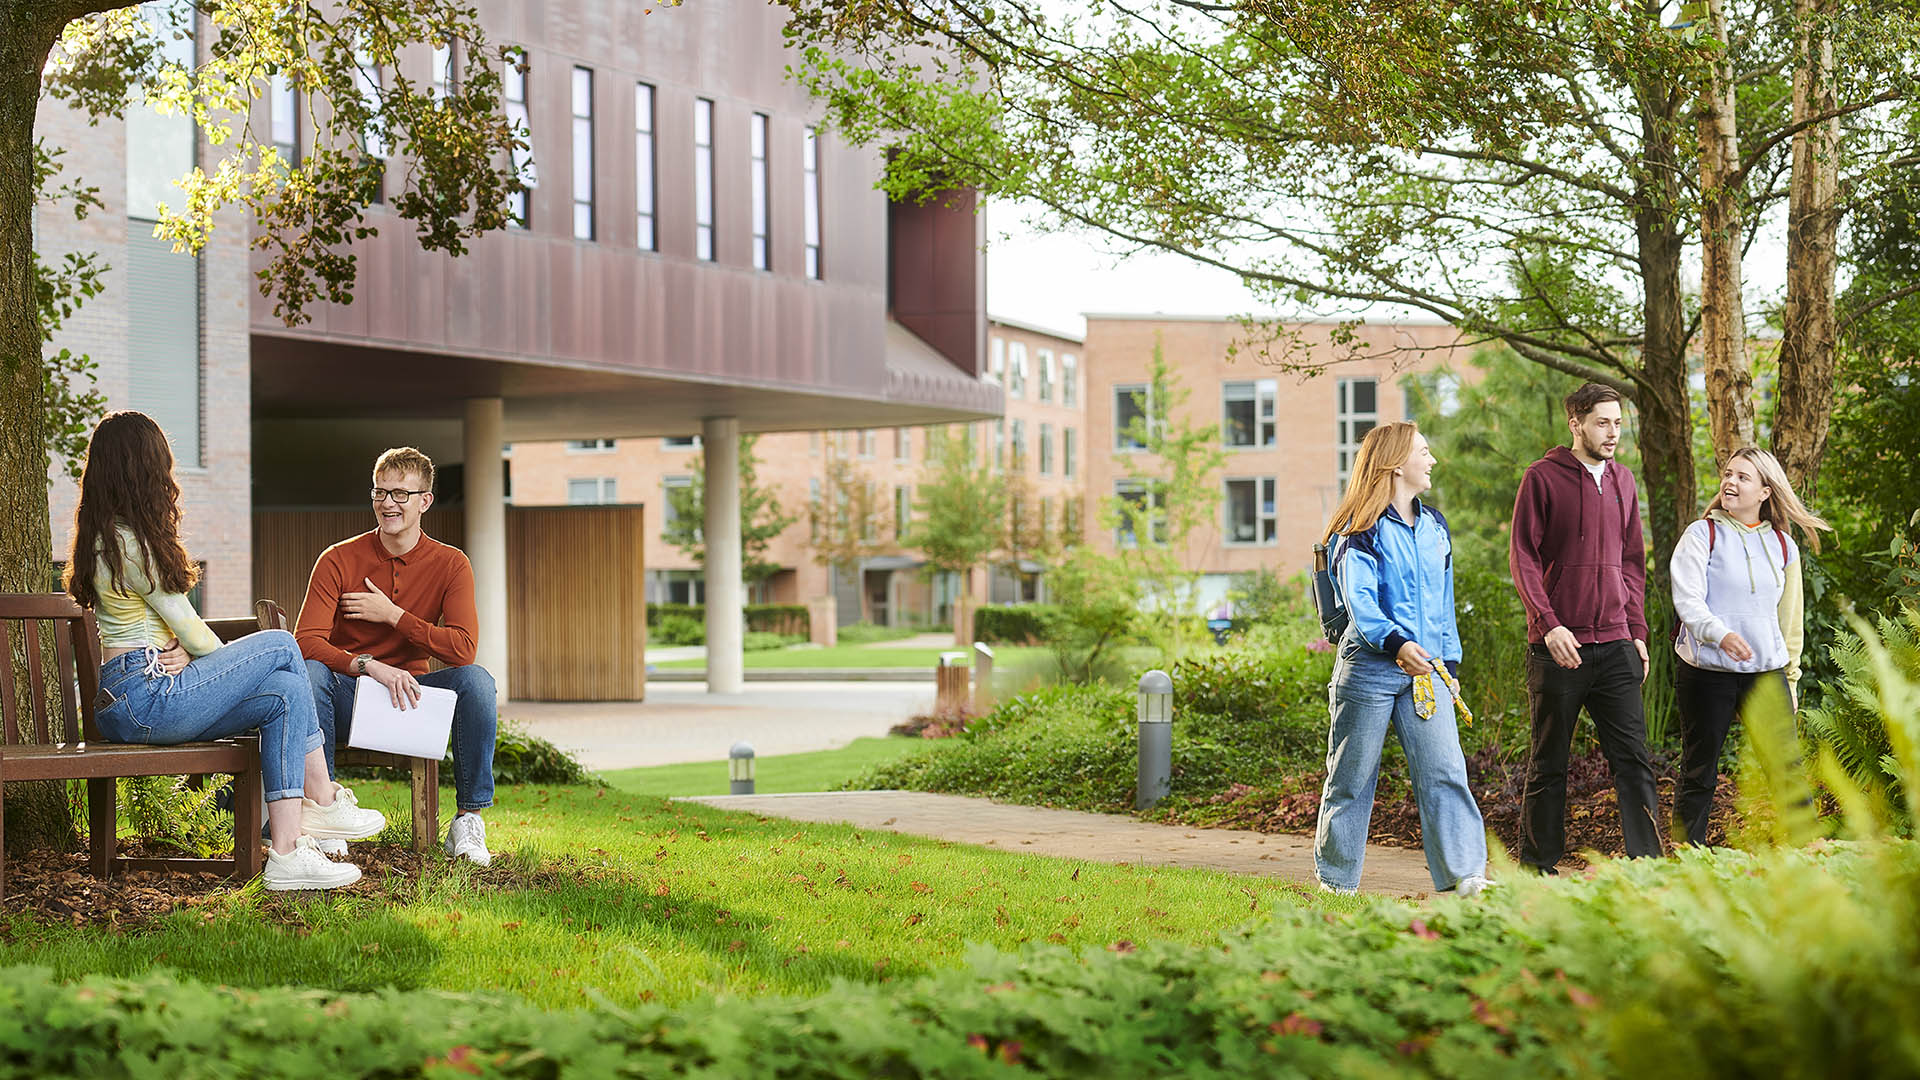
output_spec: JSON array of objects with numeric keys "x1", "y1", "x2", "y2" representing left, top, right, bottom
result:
[
  {"x1": 1194, "y1": 748, "x2": 1741, "y2": 872},
  {"x1": 0, "y1": 841, "x2": 431, "y2": 934}
]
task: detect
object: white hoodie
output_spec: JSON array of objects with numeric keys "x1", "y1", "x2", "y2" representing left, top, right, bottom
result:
[{"x1": 1670, "y1": 510, "x2": 1805, "y2": 690}]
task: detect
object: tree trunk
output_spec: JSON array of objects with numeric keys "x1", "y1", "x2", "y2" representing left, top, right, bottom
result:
[
  {"x1": 1697, "y1": 0, "x2": 1754, "y2": 469},
  {"x1": 1, "y1": 5, "x2": 82, "y2": 853},
  {"x1": 1771, "y1": 0, "x2": 1841, "y2": 497}
]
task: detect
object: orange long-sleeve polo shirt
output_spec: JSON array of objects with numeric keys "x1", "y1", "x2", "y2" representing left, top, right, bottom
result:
[{"x1": 295, "y1": 530, "x2": 479, "y2": 675}]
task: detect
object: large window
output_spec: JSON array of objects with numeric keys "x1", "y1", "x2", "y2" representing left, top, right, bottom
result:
[
  {"x1": 127, "y1": 0, "x2": 202, "y2": 467},
  {"x1": 1114, "y1": 384, "x2": 1149, "y2": 451},
  {"x1": 661, "y1": 475, "x2": 694, "y2": 537},
  {"x1": 1038, "y1": 422, "x2": 1054, "y2": 475},
  {"x1": 1037, "y1": 349, "x2": 1055, "y2": 402},
  {"x1": 565, "y1": 438, "x2": 616, "y2": 452},
  {"x1": 1224, "y1": 478, "x2": 1278, "y2": 546},
  {"x1": 693, "y1": 98, "x2": 715, "y2": 260},
  {"x1": 634, "y1": 83, "x2": 656, "y2": 249},
  {"x1": 430, "y1": 41, "x2": 457, "y2": 101},
  {"x1": 1223, "y1": 379, "x2": 1278, "y2": 448},
  {"x1": 268, "y1": 72, "x2": 299, "y2": 166},
  {"x1": 1061, "y1": 354, "x2": 1079, "y2": 407},
  {"x1": 803, "y1": 126, "x2": 822, "y2": 278},
  {"x1": 503, "y1": 48, "x2": 534, "y2": 226},
  {"x1": 1062, "y1": 426, "x2": 1077, "y2": 479},
  {"x1": 567, "y1": 477, "x2": 616, "y2": 504},
  {"x1": 1336, "y1": 377, "x2": 1379, "y2": 485},
  {"x1": 570, "y1": 66, "x2": 594, "y2": 239},
  {"x1": 750, "y1": 112, "x2": 770, "y2": 270},
  {"x1": 1006, "y1": 342, "x2": 1028, "y2": 398}
]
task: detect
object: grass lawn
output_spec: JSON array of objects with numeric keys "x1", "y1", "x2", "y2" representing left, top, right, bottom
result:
[
  {"x1": 654, "y1": 644, "x2": 1049, "y2": 670},
  {"x1": 0, "y1": 779, "x2": 1357, "y2": 1011},
  {"x1": 599, "y1": 736, "x2": 923, "y2": 798}
]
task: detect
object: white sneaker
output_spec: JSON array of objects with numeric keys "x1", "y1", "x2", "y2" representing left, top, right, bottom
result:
[
  {"x1": 314, "y1": 837, "x2": 349, "y2": 857},
  {"x1": 1454, "y1": 873, "x2": 1493, "y2": 898},
  {"x1": 264, "y1": 836, "x2": 363, "y2": 891},
  {"x1": 301, "y1": 788, "x2": 387, "y2": 841},
  {"x1": 445, "y1": 813, "x2": 492, "y2": 867},
  {"x1": 1317, "y1": 879, "x2": 1357, "y2": 896}
]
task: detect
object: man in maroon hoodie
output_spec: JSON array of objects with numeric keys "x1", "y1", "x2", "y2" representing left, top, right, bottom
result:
[{"x1": 1509, "y1": 382, "x2": 1662, "y2": 871}]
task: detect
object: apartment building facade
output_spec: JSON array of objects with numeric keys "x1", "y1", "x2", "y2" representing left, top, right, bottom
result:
[
  {"x1": 508, "y1": 316, "x2": 1087, "y2": 628},
  {"x1": 1081, "y1": 315, "x2": 1467, "y2": 610},
  {"x1": 37, "y1": 0, "x2": 998, "y2": 698}
]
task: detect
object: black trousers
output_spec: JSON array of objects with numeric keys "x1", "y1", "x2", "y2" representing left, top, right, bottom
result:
[
  {"x1": 1520, "y1": 639, "x2": 1663, "y2": 869},
  {"x1": 1673, "y1": 660, "x2": 1788, "y2": 846}
]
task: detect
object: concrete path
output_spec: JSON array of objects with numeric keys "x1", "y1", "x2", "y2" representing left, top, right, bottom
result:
[
  {"x1": 502, "y1": 680, "x2": 933, "y2": 770},
  {"x1": 682, "y1": 790, "x2": 1437, "y2": 897}
]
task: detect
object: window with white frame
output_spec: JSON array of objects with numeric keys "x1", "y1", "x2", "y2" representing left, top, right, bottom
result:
[
  {"x1": 803, "y1": 126, "x2": 822, "y2": 278},
  {"x1": 1062, "y1": 495, "x2": 1081, "y2": 542},
  {"x1": 1061, "y1": 353, "x2": 1079, "y2": 406},
  {"x1": 750, "y1": 112, "x2": 770, "y2": 270},
  {"x1": 431, "y1": 40, "x2": 457, "y2": 102},
  {"x1": 1006, "y1": 341, "x2": 1028, "y2": 398},
  {"x1": 565, "y1": 438, "x2": 616, "y2": 452},
  {"x1": 567, "y1": 477, "x2": 616, "y2": 504},
  {"x1": 1038, "y1": 422, "x2": 1053, "y2": 474},
  {"x1": 894, "y1": 427, "x2": 911, "y2": 462},
  {"x1": 269, "y1": 72, "x2": 299, "y2": 166},
  {"x1": 1336, "y1": 377, "x2": 1378, "y2": 485},
  {"x1": 1011, "y1": 418, "x2": 1027, "y2": 468},
  {"x1": 1223, "y1": 379, "x2": 1278, "y2": 448},
  {"x1": 858, "y1": 429, "x2": 877, "y2": 458},
  {"x1": 570, "y1": 67, "x2": 594, "y2": 239},
  {"x1": 1114, "y1": 478, "x2": 1163, "y2": 547},
  {"x1": 502, "y1": 48, "x2": 534, "y2": 226},
  {"x1": 1037, "y1": 349, "x2": 1055, "y2": 402},
  {"x1": 1224, "y1": 477, "x2": 1278, "y2": 545},
  {"x1": 987, "y1": 336, "x2": 1004, "y2": 385},
  {"x1": 634, "y1": 82, "x2": 656, "y2": 249},
  {"x1": 894, "y1": 484, "x2": 911, "y2": 539},
  {"x1": 693, "y1": 97, "x2": 715, "y2": 260},
  {"x1": 1062, "y1": 426, "x2": 1076, "y2": 479},
  {"x1": 1114, "y1": 383, "x2": 1150, "y2": 451},
  {"x1": 662, "y1": 435, "x2": 700, "y2": 449},
  {"x1": 661, "y1": 475, "x2": 696, "y2": 537}
]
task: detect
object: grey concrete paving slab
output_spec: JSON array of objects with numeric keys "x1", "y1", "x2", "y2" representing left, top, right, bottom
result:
[{"x1": 682, "y1": 790, "x2": 1438, "y2": 897}]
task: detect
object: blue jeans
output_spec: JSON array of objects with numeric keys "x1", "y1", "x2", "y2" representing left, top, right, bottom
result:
[
  {"x1": 95, "y1": 630, "x2": 323, "y2": 803},
  {"x1": 1315, "y1": 635, "x2": 1487, "y2": 892},
  {"x1": 305, "y1": 661, "x2": 496, "y2": 812}
]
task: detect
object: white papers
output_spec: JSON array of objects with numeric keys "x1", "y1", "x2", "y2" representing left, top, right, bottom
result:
[{"x1": 348, "y1": 675, "x2": 456, "y2": 760}]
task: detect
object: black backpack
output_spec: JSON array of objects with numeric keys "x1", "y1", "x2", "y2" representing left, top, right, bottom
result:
[{"x1": 1312, "y1": 539, "x2": 1348, "y2": 645}]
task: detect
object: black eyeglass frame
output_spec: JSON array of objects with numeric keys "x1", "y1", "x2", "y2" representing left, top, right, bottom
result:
[{"x1": 371, "y1": 488, "x2": 433, "y2": 505}]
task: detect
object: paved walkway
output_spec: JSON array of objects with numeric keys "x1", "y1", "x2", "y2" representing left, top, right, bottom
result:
[
  {"x1": 682, "y1": 790, "x2": 1438, "y2": 897},
  {"x1": 502, "y1": 680, "x2": 932, "y2": 770}
]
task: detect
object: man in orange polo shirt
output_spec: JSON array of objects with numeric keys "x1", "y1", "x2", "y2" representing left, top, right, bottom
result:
[{"x1": 297, "y1": 446, "x2": 496, "y2": 866}]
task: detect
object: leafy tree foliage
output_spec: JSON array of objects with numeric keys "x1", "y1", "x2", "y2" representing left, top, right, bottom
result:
[{"x1": 662, "y1": 435, "x2": 798, "y2": 587}]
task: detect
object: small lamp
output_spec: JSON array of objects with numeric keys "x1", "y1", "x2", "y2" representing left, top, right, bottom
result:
[{"x1": 728, "y1": 741, "x2": 756, "y2": 795}]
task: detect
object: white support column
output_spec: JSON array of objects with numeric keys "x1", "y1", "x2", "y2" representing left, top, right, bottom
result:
[
  {"x1": 464, "y1": 397, "x2": 509, "y2": 700},
  {"x1": 702, "y1": 416, "x2": 744, "y2": 694}
]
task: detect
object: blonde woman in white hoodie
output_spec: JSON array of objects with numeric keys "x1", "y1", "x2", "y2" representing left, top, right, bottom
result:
[{"x1": 1669, "y1": 446, "x2": 1830, "y2": 845}]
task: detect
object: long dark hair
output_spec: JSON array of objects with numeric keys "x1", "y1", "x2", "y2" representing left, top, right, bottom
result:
[{"x1": 64, "y1": 411, "x2": 199, "y2": 608}]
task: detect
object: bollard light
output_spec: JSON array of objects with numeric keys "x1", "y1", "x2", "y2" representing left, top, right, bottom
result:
[
  {"x1": 1136, "y1": 670, "x2": 1173, "y2": 809},
  {"x1": 972, "y1": 642, "x2": 996, "y2": 712},
  {"x1": 728, "y1": 741, "x2": 756, "y2": 795}
]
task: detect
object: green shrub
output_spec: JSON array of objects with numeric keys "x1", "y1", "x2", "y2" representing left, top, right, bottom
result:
[
  {"x1": 448, "y1": 720, "x2": 597, "y2": 787},
  {"x1": 974, "y1": 604, "x2": 1058, "y2": 645},
  {"x1": 652, "y1": 613, "x2": 704, "y2": 646},
  {"x1": 742, "y1": 630, "x2": 791, "y2": 652},
  {"x1": 647, "y1": 603, "x2": 810, "y2": 637},
  {"x1": 1802, "y1": 604, "x2": 1920, "y2": 835}
]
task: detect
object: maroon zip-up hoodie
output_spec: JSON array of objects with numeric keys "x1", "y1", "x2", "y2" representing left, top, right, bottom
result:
[{"x1": 1508, "y1": 445, "x2": 1650, "y2": 645}]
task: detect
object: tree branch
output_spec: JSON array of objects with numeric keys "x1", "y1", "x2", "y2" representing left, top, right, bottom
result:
[{"x1": 1840, "y1": 281, "x2": 1920, "y2": 333}]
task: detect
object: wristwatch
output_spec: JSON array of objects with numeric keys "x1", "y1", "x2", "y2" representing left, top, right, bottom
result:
[{"x1": 352, "y1": 653, "x2": 374, "y2": 675}]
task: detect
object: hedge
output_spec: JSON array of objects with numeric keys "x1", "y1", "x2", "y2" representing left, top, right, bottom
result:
[
  {"x1": 646, "y1": 603, "x2": 809, "y2": 639},
  {"x1": 973, "y1": 604, "x2": 1059, "y2": 645}
]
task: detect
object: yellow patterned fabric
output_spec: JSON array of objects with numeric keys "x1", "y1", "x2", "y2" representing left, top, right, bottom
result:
[{"x1": 1413, "y1": 666, "x2": 1474, "y2": 727}]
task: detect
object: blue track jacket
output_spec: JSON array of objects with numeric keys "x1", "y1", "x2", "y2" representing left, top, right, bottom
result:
[{"x1": 1332, "y1": 500, "x2": 1461, "y2": 665}]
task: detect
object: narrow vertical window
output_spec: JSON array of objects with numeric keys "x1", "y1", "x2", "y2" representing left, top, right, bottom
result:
[
  {"x1": 431, "y1": 41, "x2": 457, "y2": 102},
  {"x1": 354, "y1": 49, "x2": 386, "y2": 203},
  {"x1": 1061, "y1": 354, "x2": 1079, "y2": 406},
  {"x1": 570, "y1": 66, "x2": 594, "y2": 240},
  {"x1": 750, "y1": 112, "x2": 770, "y2": 270},
  {"x1": 269, "y1": 72, "x2": 298, "y2": 166},
  {"x1": 803, "y1": 126, "x2": 822, "y2": 278},
  {"x1": 502, "y1": 48, "x2": 534, "y2": 227},
  {"x1": 634, "y1": 82, "x2": 656, "y2": 250},
  {"x1": 694, "y1": 98, "x2": 715, "y2": 260},
  {"x1": 1336, "y1": 377, "x2": 1379, "y2": 485}
]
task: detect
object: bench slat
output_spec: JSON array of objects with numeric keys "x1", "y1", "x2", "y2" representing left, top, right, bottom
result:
[
  {"x1": 2, "y1": 741, "x2": 254, "y2": 782},
  {"x1": 0, "y1": 595, "x2": 85, "y2": 620},
  {"x1": 0, "y1": 619, "x2": 18, "y2": 746},
  {"x1": 23, "y1": 619, "x2": 48, "y2": 744}
]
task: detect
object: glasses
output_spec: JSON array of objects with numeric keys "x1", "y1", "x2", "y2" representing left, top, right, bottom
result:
[{"x1": 371, "y1": 488, "x2": 431, "y2": 505}]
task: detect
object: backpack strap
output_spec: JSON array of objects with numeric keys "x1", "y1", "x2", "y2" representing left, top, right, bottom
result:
[{"x1": 1706, "y1": 518, "x2": 1716, "y2": 556}]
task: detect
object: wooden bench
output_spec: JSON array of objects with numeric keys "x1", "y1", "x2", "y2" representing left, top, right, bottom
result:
[
  {"x1": 248, "y1": 600, "x2": 440, "y2": 854},
  {"x1": 0, "y1": 594, "x2": 264, "y2": 898}
]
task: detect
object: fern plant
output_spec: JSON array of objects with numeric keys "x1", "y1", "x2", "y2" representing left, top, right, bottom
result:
[{"x1": 1801, "y1": 605, "x2": 1920, "y2": 835}]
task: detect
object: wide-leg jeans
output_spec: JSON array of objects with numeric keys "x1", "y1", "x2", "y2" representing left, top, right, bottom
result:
[{"x1": 1314, "y1": 636, "x2": 1488, "y2": 892}]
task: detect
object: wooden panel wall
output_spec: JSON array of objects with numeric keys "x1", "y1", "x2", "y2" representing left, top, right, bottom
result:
[
  {"x1": 507, "y1": 505, "x2": 647, "y2": 702},
  {"x1": 252, "y1": 509, "x2": 467, "y2": 625}
]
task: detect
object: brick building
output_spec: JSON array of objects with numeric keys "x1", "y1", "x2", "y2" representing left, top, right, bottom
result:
[{"x1": 507, "y1": 316, "x2": 1087, "y2": 629}]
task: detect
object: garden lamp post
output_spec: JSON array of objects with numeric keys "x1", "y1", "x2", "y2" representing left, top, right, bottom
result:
[
  {"x1": 1136, "y1": 670, "x2": 1173, "y2": 809},
  {"x1": 729, "y1": 741, "x2": 756, "y2": 795}
]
